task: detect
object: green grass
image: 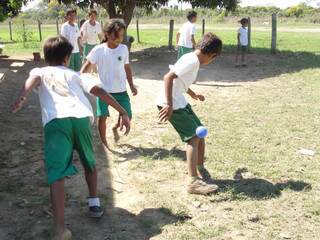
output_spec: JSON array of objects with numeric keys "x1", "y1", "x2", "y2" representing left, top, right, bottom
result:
[{"x1": 0, "y1": 23, "x2": 319, "y2": 56}]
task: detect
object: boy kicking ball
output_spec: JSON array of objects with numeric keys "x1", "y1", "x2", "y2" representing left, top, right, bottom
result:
[
  {"x1": 157, "y1": 33, "x2": 222, "y2": 195},
  {"x1": 12, "y1": 36, "x2": 130, "y2": 240}
]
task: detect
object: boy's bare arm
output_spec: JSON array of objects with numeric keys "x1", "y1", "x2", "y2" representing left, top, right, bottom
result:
[
  {"x1": 176, "y1": 32, "x2": 180, "y2": 46},
  {"x1": 237, "y1": 33, "x2": 240, "y2": 45},
  {"x1": 159, "y1": 72, "x2": 176, "y2": 122},
  {"x1": 187, "y1": 88, "x2": 205, "y2": 101},
  {"x1": 12, "y1": 75, "x2": 41, "y2": 113},
  {"x1": 90, "y1": 86, "x2": 130, "y2": 134},
  {"x1": 78, "y1": 37, "x2": 83, "y2": 55},
  {"x1": 124, "y1": 64, "x2": 137, "y2": 96},
  {"x1": 80, "y1": 60, "x2": 94, "y2": 73},
  {"x1": 191, "y1": 35, "x2": 196, "y2": 49}
]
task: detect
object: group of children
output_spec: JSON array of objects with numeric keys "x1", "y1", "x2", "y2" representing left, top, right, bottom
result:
[{"x1": 11, "y1": 9, "x2": 247, "y2": 240}]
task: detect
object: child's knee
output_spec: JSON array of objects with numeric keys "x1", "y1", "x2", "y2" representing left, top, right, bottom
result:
[{"x1": 187, "y1": 136, "x2": 200, "y2": 145}]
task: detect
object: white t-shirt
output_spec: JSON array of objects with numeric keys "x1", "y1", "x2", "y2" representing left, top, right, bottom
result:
[
  {"x1": 81, "y1": 20, "x2": 102, "y2": 45},
  {"x1": 157, "y1": 52, "x2": 200, "y2": 110},
  {"x1": 29, "y1": 66, "x2": 102, "y2": 126},
  {"x1": 178, "y1": 21, "x2": 196, "y2": 48},
  {"x1": 238, "y1": 27, "x2": 248, "y2": 46},
  {"x1": 61, "y1": 22, "x2": 81, "y2": 53},
  {"x1": 87, "y1": 43, "x2": 129, "y2": 93}
]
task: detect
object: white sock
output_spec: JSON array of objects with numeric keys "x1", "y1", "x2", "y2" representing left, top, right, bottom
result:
[{"x1": 88, "y1": 197, "x2": 100, "y2": 207}]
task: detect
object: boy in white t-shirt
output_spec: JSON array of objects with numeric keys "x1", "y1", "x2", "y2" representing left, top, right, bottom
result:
[
  {"x1": 61, "y1": 9, "x2": 83, "y2": 71},
  {"x1": 81, "y1": 19, "x2": 137, "y2": 148},
  {"x1": 176, "y1": 10, "x2": 197, "y2": 59},
  {"x1": 157, "y1": 33, "x2": 222, "y2": 195},
  {"x1": 236, "y1": 18, "x2": 249, "y2": 67},
  {"x1": 80, "y1": 9, "x2": 102, "y2": 60},
  {"x1": 12, "y1": 36, "x2": 130, "y2": 240}
]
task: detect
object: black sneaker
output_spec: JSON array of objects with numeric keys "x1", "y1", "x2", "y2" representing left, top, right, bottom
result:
[{"x1": 88, "y1": 205, "x2": 104, "y2": 218}]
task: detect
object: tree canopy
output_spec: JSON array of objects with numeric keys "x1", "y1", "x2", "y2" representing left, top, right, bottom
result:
[{"x1": 0, "y1": 0, "x2": 28, "y2": 21}]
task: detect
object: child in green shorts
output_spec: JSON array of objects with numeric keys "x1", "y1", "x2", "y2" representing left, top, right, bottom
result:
[
  {"x1": 157, "y1": 33, "x2": 222, "y2": 195},
  {"x1": 81, "y1": 19, "x2": 137, "y2": 149},
  {"x1": 12, "y1": 36, "x2": 130, "y2": 240},
  {"x1": 176, "y1": 10, "x2": 197, "y2": 59},
  {"x1": 61, "y1": 9, "x2": 83, "y2": 71}
]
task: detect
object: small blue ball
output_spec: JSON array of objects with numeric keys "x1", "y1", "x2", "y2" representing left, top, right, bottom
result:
[{"x1": 196, "y1": 126, "x2": 208, "y2": 138}]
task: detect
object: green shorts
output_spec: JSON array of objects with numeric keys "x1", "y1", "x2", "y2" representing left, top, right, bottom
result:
[
  {"x1": 68, "y1": 52, "x2": 82, "y2": 71},
  {"x1": 96, "y1": 91, "x2": 132, "y2": 119},
  {"x1": 158, "y1": 104, "x2": 202, "y2": 142},
  {"x1": 177, "y1": 46, "x2": 193, "y2": 59},
  {"x1": 83, "y1": 43, "x2": 96, "y2": 59},
  {"x1": 44, "y1": 117, "x2": 95, "y2": 185}
]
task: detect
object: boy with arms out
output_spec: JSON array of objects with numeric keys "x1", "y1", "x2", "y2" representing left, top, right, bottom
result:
[
  {"x1": 176, "y1": 10, "x2": 197, "y2": 59},
  {"x1": 12, "y1": 36, "x2": 130, "y2": 240},
  {"x1": 81, "y1": 19, "x2": 137, "y2": 148},
  {"x1": 157, "y1": 33, "x2": 222, "y2": 195},
  {"x1": 61, "y1": 9, "x2": 83, "y2": 71}
]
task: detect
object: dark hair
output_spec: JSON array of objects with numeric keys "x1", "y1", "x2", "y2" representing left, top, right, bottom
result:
[
  {"x1": 187, "y1": 10, "x2": 197, "y2": 21},
  {"x1": 66, "y1": 8, "x2": 76, "y2": 17},
  {"x1": 89, "y1": 9, "x2": 98, "y2": 17},
  {"x1": 102, "y1": 18, "x2": 126, "y2": 43},
  {"x1": 240, "y1": 18, "x2": 248, "y2": 25},
  {"x1": 197, "y1": 33, "x2": 222, "y2": 55},
  {"x1": 43, "y1": 36, "x2": 73, "y2": 65}
]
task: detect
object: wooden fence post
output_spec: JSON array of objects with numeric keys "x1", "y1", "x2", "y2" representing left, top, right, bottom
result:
[
  {"x1": 271, "y1": 13, "x2": 277, "y2": 54},
  {"x1": 202, "y1": 19, "x2": 205, "y2": 36},
  {"x1": 247, "y1": 17, "x2": 251, "y2": 52},
  {"x1": 100, "y1": 20, "x2": 103, "y2": 30},
  {"x1": 136, "y1": 19, "x2": 141, "y2": 43},
  {"x1": 168, "y1": 19, "x2": 174, "y2": 50},
  {"x1": 38, "y1": 20, "x2": 42, "y2": 41},
  {"x1": 56, "y1": 19, "x2": 59, "y2": 34},
  {"x1": 9, "y1": 20, "x2": 13, "y2": 41}
]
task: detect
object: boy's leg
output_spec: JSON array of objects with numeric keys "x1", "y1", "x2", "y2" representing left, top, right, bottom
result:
[
  {"x1": 85, "y1": 167, "x2": 98, "y2": 197},
  {"x1": 197, "y1": 139, "x2": 214, "y2": 183},
  {"x1": 112, "y1": 115, "x2": 121, "y2": 142},
  {"x1": 73, "y1": 117, "x2": 104, "y2": 218},
  {"x1": 187, "y1": 136, "x2": 200, "y2": 177},
  {"x1": 98, "y1": 116, "x2": 109, "y2": 148},
  {"x1": 96, "y1": 97, "x2": 110, "y2": 148},
  {"x1": 235, "y1": 45, "x2": 241, "y2": 67},
  {"x1": 241, "y1": 47, "x2": 247, "y2": 66},
  {"x1": 50, "y1": 179, "x2": 68, "y2": 239}
]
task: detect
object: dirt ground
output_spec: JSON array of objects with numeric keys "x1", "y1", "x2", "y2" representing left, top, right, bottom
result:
[{"x1": 0, "y1": 49, "x2": 317, "y2": 240}]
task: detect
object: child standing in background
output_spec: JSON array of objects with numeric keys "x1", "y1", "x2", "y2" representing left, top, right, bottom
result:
[
  {"x1": 176, "y1": 10, "x2": 197, "y2": 59},
  {"x1": 81, "y1": 19, "x2": 137, "y2": 149},
  {"x1": 80, "y1": 9, "x2": 102, "y2": 61},
  {"x1": 236, "y1": 18, "x2": 249, "y2": 67},
  {"x1": 60, "y1": 9, "x2": 83, "y2": 71}
]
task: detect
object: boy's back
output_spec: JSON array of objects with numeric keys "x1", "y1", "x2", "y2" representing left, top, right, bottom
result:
[
  {"x1": 31, "y1": 66, "x2": 100, "y2": 125},
  {"x1": 178, "y1": 21, "x2": 196, "y2": 49}
]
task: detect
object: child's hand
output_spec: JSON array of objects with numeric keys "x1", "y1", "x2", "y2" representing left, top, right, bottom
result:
[
  {"x1": 196, "y1": 94, "x2": 205, "y2": 101},
  {"x1": 119, "y1": 113, "x2": 131, "y2": 135},
  {"x1": 159, "y1": 105, "x2": 173, "y2": 122},
  {"x1": 12, "y1": 96, "x2": 26, "y2": 113},
  {"x1": 130, "y1": 85, "x2": 138, "y2": 96},
  {"x1": 191, "y1": 94, "x2": 205, "y2": 101}
]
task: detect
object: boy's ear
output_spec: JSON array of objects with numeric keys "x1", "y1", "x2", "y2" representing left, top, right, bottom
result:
[{"x1": 64, "y1": 55, "x2": 70, "y2": 65}]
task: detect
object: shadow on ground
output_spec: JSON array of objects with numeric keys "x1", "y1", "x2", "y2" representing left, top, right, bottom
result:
[
  {"x1": 212, "y1": 168, "x2": 311, "y2": 201},
  {"x1": 110, "y1": 144, "x2": 186, "y2": 163},
  {"x1": 131, "y1": 45, "x2": 320, "y2": 83}
]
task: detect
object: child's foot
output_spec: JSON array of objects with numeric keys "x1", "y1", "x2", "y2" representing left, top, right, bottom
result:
[
  {"x1": 88, "y1": 205, "x2": 104, "y2": 218},
  {"x1": 235, "y1": 64, "x2": 241, "y2": 68},
  {"x1": 87, "y1": 197, "x2": 104, "y2": 218},
  {"x1": 198, "y1": 166, "x2": 214, "y2": 184},
  {"x1": 187, "y1": 178, "x2": 219, "y2": 195},
  {"x1": 112, "y1": 127, "x2": 120, "y2": 142},
  {"x1": 242, "y1": 63, "x2": 247, "y2": 67},
  {"x1": 53, "y1": 228, "x2": 72, "y2": 240}
]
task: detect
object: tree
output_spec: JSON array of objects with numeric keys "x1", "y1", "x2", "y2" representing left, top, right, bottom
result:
[
  {"x1": 56, "y1": 0, "x2": 238, "y2": 26},
  {"x1": 0, "y1": 0, "x2": 29, "y2": 21}
]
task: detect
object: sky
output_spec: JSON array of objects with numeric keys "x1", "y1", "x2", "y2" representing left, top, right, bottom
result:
[{"x1": 22, "y1": 0, "x2": 320, "y2": 11}]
